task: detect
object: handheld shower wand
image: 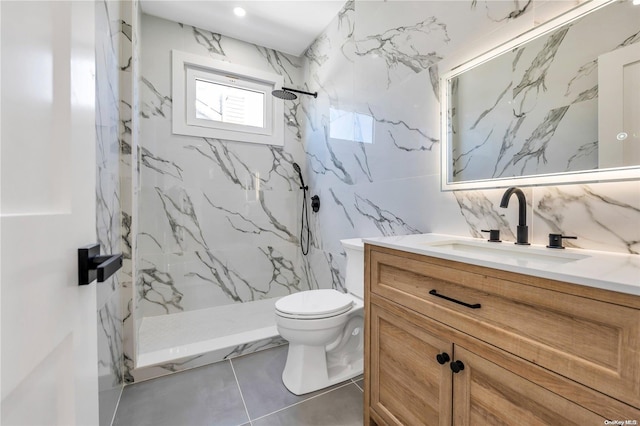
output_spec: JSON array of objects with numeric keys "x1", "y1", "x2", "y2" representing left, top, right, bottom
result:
[
  {"x1": 292, "y1": 162, "x2": 308, "y2": 190},
  {"x1": 293, "y1": 162, "x2": 310, "y2": 255}
]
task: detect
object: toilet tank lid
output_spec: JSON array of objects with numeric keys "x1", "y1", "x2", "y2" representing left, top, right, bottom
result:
[{"x1": 340, "y1": 238, "x2": 364, "y2": 250}]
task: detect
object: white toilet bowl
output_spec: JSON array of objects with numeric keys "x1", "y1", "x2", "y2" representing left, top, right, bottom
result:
[
  {"x1": 275, "y1": 238, "x2": 365, "y2": 395},
  {"x1": 276, "y1": 290, "x2": 364, "y2": 395}
]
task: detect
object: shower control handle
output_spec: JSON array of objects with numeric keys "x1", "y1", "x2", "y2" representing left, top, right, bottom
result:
[{"x1": 311, "y1": 195, "x2": 320, "y2": 212}]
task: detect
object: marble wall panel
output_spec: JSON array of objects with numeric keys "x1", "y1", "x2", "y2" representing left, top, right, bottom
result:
[
  {"x1": 138, "y1": 241, "x2": 304, "y2": 317},
  {"x1": 138, "y1": 13, "x2": 307, "y2": 320},
  {"x1": 531, "y1": 182, "x2": 640, "y2": 253},
  {"x1": 121, "y1": 0, "x2": 142, "y2": 385},
  {"x1": 96, "y1": 0, "x2": 125, "y2": 422}
]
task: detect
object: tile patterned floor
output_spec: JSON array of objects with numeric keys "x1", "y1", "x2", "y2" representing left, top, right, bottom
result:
[{"x1": 113, "y1": 345, "x2": 363, "y2": 426}]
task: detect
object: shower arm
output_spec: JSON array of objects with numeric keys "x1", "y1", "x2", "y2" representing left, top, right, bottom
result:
[{"x1": 280, "y1": 87, "x2": 318, "y2": 98}]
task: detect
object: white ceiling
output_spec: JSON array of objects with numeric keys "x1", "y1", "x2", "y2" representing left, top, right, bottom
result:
[{"x1": 141, "y1": 1, "x2": 347, "y2": 57}]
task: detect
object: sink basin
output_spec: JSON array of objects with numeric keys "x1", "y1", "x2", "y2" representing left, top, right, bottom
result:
[{"x1": 422, "y1": 240, "x2": 589, "y2": 265}]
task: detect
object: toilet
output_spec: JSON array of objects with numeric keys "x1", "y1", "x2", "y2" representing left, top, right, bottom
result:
[{"x1": 275, "y1": 238, "x2": 365, "y2": 395}]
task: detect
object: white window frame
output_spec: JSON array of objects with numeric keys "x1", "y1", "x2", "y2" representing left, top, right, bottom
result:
[{"x1": 172, "y1": 50, "x2": 284, "y2": 146}]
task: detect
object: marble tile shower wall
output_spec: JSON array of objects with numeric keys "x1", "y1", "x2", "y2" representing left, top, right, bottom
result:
[
  {"x1": 138, "y1": 14, "x2": 313, "y2": 318},
  {"x1": 119, "y1": 0, "x2": 140, "y2": 385},
  {"x1": 96, "y1": 0, "x2": 126, "y2": 424},
  {"x1": 302, "y1": 0, "x2": 640, "y2": 290}
]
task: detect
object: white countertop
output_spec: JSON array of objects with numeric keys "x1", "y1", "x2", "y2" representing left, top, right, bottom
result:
[{"x1": 363, "y1": 233, "x2": 640, "y2": 296}]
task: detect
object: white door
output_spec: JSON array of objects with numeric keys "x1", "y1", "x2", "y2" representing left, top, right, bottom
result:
[{"x1": 1, "y1": 1, "x2": 99, "y2": 425}]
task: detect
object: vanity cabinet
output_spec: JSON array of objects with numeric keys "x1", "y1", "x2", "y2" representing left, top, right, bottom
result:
[{"x1": 364, "y1": 245, "x2": 640, "y2": 425}]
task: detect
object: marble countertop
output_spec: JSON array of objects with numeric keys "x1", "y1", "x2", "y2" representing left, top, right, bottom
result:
[{"x1": 363, "y1": 233, "x2": 640, "y2": 296}]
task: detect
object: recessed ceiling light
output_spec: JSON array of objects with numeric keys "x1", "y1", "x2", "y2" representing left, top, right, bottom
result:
[
  {"x1": 233, "y1": 7, "x2": 246, "y2": 17},
  {"x1": 634, "y1": 0, "x2": 640, "y2": 5}
]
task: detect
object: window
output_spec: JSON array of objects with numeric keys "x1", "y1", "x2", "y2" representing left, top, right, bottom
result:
[
  {"x1": 172, "y1": 50, "x2": 284, "y2": 146},
  {"x1": 193, "y1": 79, "x2": 264, "y2": 127}
]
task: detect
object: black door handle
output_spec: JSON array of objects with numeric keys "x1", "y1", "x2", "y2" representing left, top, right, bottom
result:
[{"x1": 78, "y1": 244, "x2": 123, "y2": 285}]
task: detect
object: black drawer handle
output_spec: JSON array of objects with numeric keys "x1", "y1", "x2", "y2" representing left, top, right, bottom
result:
[{"x1": 429, "y1": 289, "x2": 481, "y2": 309}]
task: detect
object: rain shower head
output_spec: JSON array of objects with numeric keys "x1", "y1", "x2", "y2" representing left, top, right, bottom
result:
[
  {"x1": 272, "y1": 87, "x2": 318, "y2": 100},
  {"x1": 272, "y1": 89, "x2": 298, "y2": 101}
]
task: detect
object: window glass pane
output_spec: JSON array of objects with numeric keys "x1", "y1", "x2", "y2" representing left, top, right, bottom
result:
[{"x1": 195, "y1": 79, "x2": 264, "y2": 128}]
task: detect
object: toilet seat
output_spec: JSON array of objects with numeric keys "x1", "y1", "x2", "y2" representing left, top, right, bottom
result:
[{"x1": 275, "y1": 289, "x2": 354, "y2": 319}]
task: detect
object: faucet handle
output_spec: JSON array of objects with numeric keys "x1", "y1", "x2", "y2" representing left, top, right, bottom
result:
[
  {"x1": 481, "y1": 229, "x2": 502, "y2": 242},
  {"x1": 547, "y1": 233, "x2": 577, "y2": 249}
]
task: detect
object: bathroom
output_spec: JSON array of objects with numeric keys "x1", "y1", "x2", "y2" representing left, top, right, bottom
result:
[{"x1": 1, "y1": 0, "x2": 639, "y2": 424}]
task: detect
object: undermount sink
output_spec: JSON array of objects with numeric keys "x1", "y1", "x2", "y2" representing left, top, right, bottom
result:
[{"x1": 422, "y1": 240, "x2": 589, "y2": 265}]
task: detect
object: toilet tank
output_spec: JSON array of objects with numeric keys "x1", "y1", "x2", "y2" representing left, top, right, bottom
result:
[{"x1": 340, "y1": 238, "x2": 365, "y2": 299}]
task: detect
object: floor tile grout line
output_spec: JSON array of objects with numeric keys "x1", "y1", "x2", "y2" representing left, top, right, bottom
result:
[
  {"x1": 249, "y1": 380, "x2": 356, "y2": 423},
  {"x1": 351, "y1": 377, "x2": 364, "y2": 392},
  {"x1": 229, "y1": 359, "x2": 252, "y2": 426},
  {"x1": 109, "y1": 384, "x2": 125, "y2": 426}
]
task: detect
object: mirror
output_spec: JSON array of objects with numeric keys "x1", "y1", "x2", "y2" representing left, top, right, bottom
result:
[{"x1": 441, "y1": 0, "x2": 640, "y2": 190}]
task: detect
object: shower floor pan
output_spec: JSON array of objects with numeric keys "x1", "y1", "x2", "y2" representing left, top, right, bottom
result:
[{"x1": 137, "y1": 298, "x2": 280, "y2": 368}]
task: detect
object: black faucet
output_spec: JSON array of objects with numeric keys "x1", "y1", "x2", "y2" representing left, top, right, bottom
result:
[{"x1": 499, "y1": 187, "x2": 530, "y2": 245}]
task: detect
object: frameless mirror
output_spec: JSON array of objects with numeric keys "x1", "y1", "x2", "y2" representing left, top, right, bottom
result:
[{"x1": 441, "y1": 0, "x2": 640, "y2": 190}]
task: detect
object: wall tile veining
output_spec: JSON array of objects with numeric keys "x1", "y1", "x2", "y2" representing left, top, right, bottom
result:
[
  {"x1": 302, "y1": 0, "x2": 640, "y2": 295},
  {"x1": 137, "y1": 14, "x2": 314, "y2": 316},
  {"x1": 95, "y1": 0, "x2": 127, "y2": 423},
  {"x1": 119, "y1": 0, "x2": 141, "y2": 386}
]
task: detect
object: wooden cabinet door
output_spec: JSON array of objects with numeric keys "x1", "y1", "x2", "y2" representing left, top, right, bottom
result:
[
  {"x1": 452, "y1": 346, "x2": 606, "y2": 426},
  {"x1": 369, "y1": 303, "x2": 452, "y2": 426}
]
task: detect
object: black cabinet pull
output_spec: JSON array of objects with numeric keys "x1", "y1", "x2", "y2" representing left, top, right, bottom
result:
[
  {"x1": 429, "y1": 289, "x2": 481, "y2": 309},
  {"x1": 436, "y1": 352, "x2": 450, "y2": 365},
  {"x1": 450, "y1": 360, "x2": 465, "y2": 373}
]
